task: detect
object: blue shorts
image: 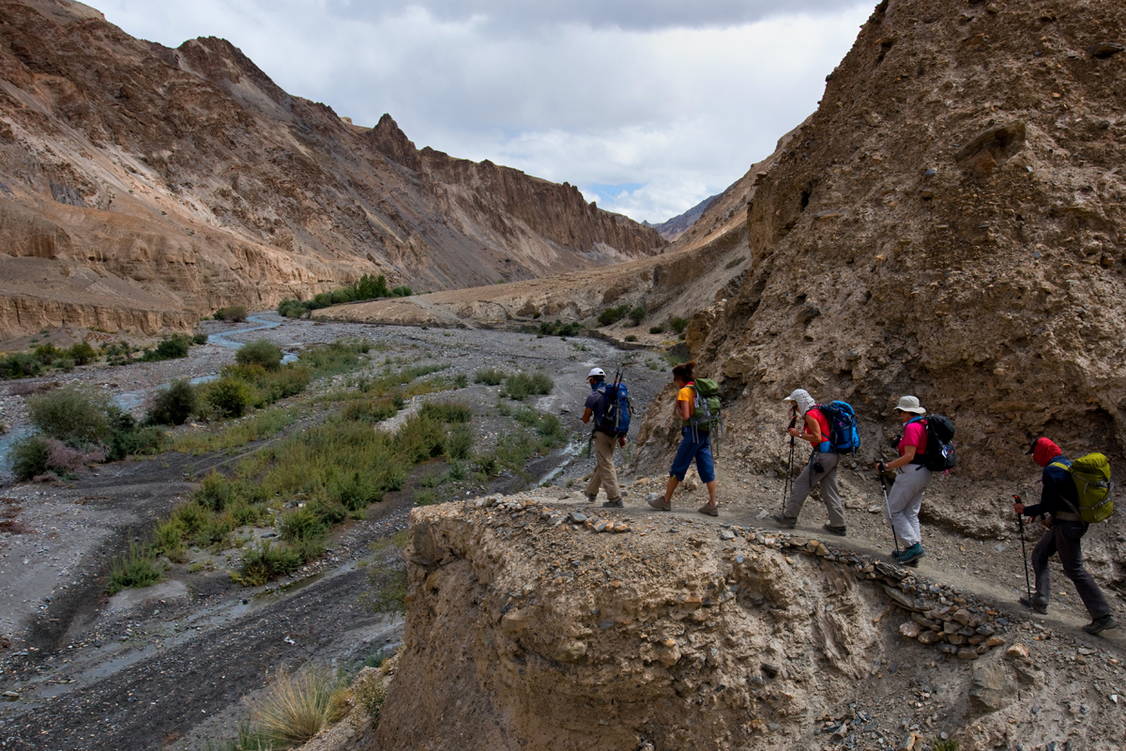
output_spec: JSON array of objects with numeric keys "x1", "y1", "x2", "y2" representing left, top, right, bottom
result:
[{"x1": 669, "y1": 427, "x2": 715, "y2": 483}]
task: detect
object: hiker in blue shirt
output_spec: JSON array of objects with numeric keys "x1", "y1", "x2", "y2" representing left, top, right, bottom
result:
[{"x1": 581, "y1": 367, "x2": 625, "y2": 508}]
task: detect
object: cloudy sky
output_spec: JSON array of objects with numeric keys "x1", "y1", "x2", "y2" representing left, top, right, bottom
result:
[{"x1": 92, "y1": 0, "x2": 874, "y2": 224}]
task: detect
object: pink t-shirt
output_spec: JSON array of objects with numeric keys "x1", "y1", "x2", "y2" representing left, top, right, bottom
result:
[{"x1": 898, "y1": 420, "x2": 928, "y2": 458}]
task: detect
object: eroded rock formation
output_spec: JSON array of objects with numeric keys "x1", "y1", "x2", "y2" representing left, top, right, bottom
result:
[
  {"x1": 373, "y1": 496, "x2": 1126, "y2": 750},
  {"x1": 0, "y1": 0, "x2": 664, "y2": 338}
]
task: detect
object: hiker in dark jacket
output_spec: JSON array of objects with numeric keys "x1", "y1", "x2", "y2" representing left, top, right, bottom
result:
[
  {"x1": 773, "y1": 388, "x2": 847, "y2": 535},
  {"x1": 581, "y1": 367, "x2": 625, "y2": 508},
  {"x1": 1013, "y1": 437, "x2": 1117, "y2": 635}
]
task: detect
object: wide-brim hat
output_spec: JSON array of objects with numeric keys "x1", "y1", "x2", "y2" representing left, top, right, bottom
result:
[{"x1": 894, "y1": 395, "x2": 926, "y2": 414}]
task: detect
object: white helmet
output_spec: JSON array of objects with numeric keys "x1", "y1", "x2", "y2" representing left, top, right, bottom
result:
[{"x1": 587, "y1": 367, "x2": 606, "y2": 378}]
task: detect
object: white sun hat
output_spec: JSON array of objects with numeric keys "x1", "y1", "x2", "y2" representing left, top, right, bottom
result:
[
  {"x1": 894, "y1": 395, "x2": 926, "y2": 414},
  {"x1": 587, "y1": 367, "x2": 606, "y2": 378}
]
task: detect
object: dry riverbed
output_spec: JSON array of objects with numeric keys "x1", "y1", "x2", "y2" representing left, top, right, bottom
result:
[{"x1": 0, "y1": 315, "x2": 668, "y2": 751}]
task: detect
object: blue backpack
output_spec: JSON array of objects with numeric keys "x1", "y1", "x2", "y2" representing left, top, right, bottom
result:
[
  {"x1": 817, "y1": 401, "x2": 861, "y2": 454},
  {"x1": 595, "y1": 378, "x2": 631, "y2": 438}
]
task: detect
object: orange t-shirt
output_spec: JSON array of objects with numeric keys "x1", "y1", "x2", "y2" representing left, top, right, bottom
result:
[{"x1": 677, "y1": 385, "x2": 695, "y2": 417}]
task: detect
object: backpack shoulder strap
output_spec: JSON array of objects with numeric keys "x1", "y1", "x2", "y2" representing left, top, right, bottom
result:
[{"x1": 1049, "y1": 461, "x2": 1070, "y2": 472}]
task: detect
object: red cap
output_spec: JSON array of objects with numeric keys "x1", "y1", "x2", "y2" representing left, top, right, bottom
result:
[{"x1": 1029, "y1": 437, "x2": 1062, "y2": 467}]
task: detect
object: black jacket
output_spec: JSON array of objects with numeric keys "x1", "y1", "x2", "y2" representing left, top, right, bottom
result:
[{"x1": 1021, "y1": 454, "x2": 1079, "y2": 518}]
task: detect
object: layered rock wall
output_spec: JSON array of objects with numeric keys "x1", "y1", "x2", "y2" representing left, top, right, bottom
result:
[{"x1": 651, "y1": 0, "x2": 1126, "y2": 476}]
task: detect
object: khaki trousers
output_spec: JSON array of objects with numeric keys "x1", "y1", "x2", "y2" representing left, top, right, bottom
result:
[
  {"x1": 784, "y1": 451, "x2": 845, "y2": 527},
  {"x1": 585, "y1": 431, "x2": 620, "y2": 501}
]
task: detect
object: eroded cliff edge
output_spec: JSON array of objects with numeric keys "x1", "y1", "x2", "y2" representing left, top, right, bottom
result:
[{"x1": 371, "y1": 496, "x2": 1126, "y2": 750}]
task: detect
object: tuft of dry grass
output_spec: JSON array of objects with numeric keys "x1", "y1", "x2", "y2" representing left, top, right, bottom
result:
[{"x1": 245, "y1": 665, "x2": 348, "y2": 746}]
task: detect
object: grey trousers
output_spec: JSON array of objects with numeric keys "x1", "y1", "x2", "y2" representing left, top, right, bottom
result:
[
  {"x1": 886, "y1": 464, "x2": 930, "y2": 547},
  {"x1": 1031, "y1": 520, "x2": 1111, "y2": 618},
  {"x1": 585, "y1": 431, "x2": 620, "y2": 501},
  {"x1": 784, "y1": 451, "x2": 845, "y2": 528}
]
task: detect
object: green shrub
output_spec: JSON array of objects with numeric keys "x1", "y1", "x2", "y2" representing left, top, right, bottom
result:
[
  {"x1": 214, "y1": 305, "x2": 248, "y2": 322},
  {"x1": 192, "y1": 332, "x2": 208, "y2": 345},
  {"x1": 147, "y1": 380, "x2": 198, "y2": 426},
  {"x1": 341, "y1": 398, "x2": 399, "y2": 423},
  {"x1": 648, "y1": 325, "x2": 665, "y2": 334},
  {"x1": 107, "y1": 543, "x2": 162, "y2": 594},
  {"x1": 238, "y1": 541, "x2": 317, "y2": 586},
  {"x1": 419, "y1": 402, "x2": 471, "y2": 423},
  {"x1": 444, "y1": 424, "x2": 473, "y2": 460},
  {"x1": 236, "y1": 339, "x2": 283, "y2": 370},
  {"x1": 597, "y1": 305, "x2": 630, "y2": 326},
  {"x1": 33, "y1": 343, "x2": 61, "y2": 364},
  {"x1": 669, "y1": 316, "x2": 689, "y2": 334},
  {"x1": 474, "y1": 368, "x2": 505, "y2": 386},
  {"x1": 277, "y1": 298, "x2": 309, "y2": 318},
  {"x1": 67, "y1": 342, "x2": 97, "y2": 365},
  {"x1": 300, "y1": 339, "x2": 370, "y2": 378},
  {"x1": 280, "y1": 507, "x2": 325, "y2": 542},
  {"x1": 202, "y1": 377, "x2": 256, "y2": 418},
  {"x1": 195, "y1": 471, "x2": 236, "y2": 512},
  {"x1": 391, "y1": 285, "x2": 412, "y2": 297},
  {"x1": 328, "y1": 470, "x2": 388, "y2": 511},
  {"x1": 414, "y1": 489, "x2": 437, "y2": 506},
  {"x1": 309, "y1": 499, "x2": 348, "y2": 525},
  {"x1": 143, "y1": 334, "x2": 192, "y2": 361},
  {"x1": 502, "y1": 372, "x2": 553, "y2": 400},
  {"x1": 10, "y1": 436, "x2": 50, "y2": 480},
  {"x1": 536, "y1": 320, "x2": 583, "y2": 337},
  {"x1": 625, "y1": 335, "x2": 638, "y2": 342},
  {"x1": 0, "y1": 352, "x2": 42, "y2": 379},
  {"x1": 28, "y1": 386, "x2": 115, "y2": 447},
  {"x1": 628, "y1": 305, "x2": 646, "y2": 326},
  {"x1": 108, "y1": 424, "x2": 165, "y2": 460}
]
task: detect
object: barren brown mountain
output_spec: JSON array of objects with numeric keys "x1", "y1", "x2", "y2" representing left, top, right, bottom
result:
[{"x1": 0, "y1": 0, "x2": 664, "y2": 339}]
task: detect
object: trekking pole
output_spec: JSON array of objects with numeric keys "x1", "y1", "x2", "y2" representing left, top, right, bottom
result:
[
  {"x1": 1013, "y1": 494, "x2": 1032, "y2": 601},
  {"x1": 781, "y1": 409, "x2": 796, "y2": 513},
  {"x1": 879, "y1": 471, "x2": 901, "y2": 557}
]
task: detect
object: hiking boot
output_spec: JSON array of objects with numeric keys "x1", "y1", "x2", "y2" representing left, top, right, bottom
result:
[
  {"x1": 602, "y1": 498, "x2": 624, "y2": 508},
  {"x1": 1019, "y1": 595, "x2": 1048, "y2": 615},
  {"x1": 894, "y1": 543, "x2": 925, "y2": 565},
  {"x1": 646, "y1": 493, "x2": 670, "y2": 511},
  {"x1": 585, "y1": 493, "x2": 597, "y2": 503},
  {"x1": 771, "y1": 514, "x2": 797, "y2": 529},
  {"x1": 1082, "y1": 614, "x2": 1118, "y2": 636},
  {"x1": 822, "y1": 524, "x2": 847, "y2": 537},
  {"x1": 697, "y1": 504, "x2": 719, "y2": 517}
]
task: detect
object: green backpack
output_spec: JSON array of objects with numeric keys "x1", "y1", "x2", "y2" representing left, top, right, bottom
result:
[
  {"x1": 688, "y1": 378, "x2": 722, "y2": 432},
  {"x1": 1054, "y1": 453, "x2": 1114, "y2": 523}
]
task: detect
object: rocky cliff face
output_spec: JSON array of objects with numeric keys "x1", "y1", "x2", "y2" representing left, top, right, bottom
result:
[
  {"x1": 0, "y1": 0, "x2": 664, "y2": 338},
  {"x1": 655, "y1": 0, "x2": 1126, "y2": 476},
  {"x1": 372, "y1": 496, "x2": 1126, "y2": 751}
]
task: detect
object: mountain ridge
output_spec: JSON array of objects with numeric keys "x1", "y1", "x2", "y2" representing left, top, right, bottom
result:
[{"x1": 0, "y1": 0, "x2": 664, "y2": 339}]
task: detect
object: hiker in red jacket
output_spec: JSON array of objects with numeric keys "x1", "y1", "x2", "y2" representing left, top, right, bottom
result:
[{"x1": 1013, "y1": 437, "x2": 1117, "y2": 635}]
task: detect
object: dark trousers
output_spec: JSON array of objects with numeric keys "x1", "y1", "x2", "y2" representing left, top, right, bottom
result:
[{"x1": 1031, "y1": 520, "x2": 1111, "y2": 618}]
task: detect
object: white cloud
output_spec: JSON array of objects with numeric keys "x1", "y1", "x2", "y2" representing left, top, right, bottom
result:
[{"x1": 92, "y1": 0, "x2": 874, "y2": 223}]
